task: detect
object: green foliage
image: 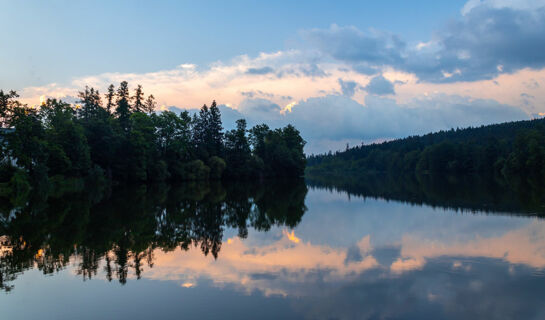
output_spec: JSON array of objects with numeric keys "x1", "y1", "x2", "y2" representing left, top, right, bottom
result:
[
  {"x1": 144, "y1": 94, "x2": 156, "y2": 114},
  {"x1": 132, "y1": 84, "x2": 145, "y2": 113},
  {"x1": 104, "y1": 84, "x2": 115, "y2": 113},
  {"x1": 40, "y1": 99, "x2": 91, "y2": 176},
  {"x1": 115, "y1": 81, "x2": 131, "y2": 132},
  {"x1": 250, "y1": 123, "x2": 306, "y2": 177},
  {"x1": 224, "y1": 119, "x2": 252, "y2": 177},
  {"x1": 307, "y1": 118, "x2": 545, "y2": 184},
  {"x1": 6, "y1": 106, "x2": 47, "y2": 174},
  {"x1": 0, "y1": 83, "x2": 306, "y2": 184}
]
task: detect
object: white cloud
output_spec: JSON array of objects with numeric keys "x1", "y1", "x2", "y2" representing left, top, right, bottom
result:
[
  {"x1": 283, "y1": 93, "x2": 528, "y2": 153},
  {"x1": 15, "y1": 3, "x2": 545, "y2": 154},
  {"x1": 462, "y1": 0, "x2": 545, "y2": 15}
]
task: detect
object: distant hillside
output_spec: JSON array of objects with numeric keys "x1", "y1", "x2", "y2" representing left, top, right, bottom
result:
[{"x1": 307, "y1": 118, "x2": 545, "y2": 180}]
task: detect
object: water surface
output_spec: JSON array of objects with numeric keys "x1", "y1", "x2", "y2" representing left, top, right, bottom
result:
[{"x1": 1, "y1": 179, "x2": 544, "y2": 319}]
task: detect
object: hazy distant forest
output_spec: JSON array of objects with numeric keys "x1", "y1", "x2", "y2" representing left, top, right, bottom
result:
[
  {"x1": 0, "y1": 82, "x2": 306, "y2": 198},
  {"x1": 307, "y1": 118, "x2": 545, "y2": 183}
]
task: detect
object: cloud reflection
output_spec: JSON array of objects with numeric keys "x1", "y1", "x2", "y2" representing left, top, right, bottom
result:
[{"x1": 140, "y1": 219, "x2": 545, "y2": 298}]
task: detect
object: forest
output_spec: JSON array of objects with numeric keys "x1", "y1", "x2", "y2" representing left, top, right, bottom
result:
[
  {"x1": 307, "y1": 117, "x2": 545, "y2": 183},
  {"x1": 0, "y1": 83, "x2": 306, "y2": 198}
]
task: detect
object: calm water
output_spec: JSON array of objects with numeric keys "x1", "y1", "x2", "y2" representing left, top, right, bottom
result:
[{"x1": 1, "y1": 179, "x2": 544, "y2": 319}]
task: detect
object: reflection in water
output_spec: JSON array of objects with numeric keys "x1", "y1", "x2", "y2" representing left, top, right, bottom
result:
[
  {"x1": 1, "y1": 178, "x2": 545, "y2": 319},
  {"x1": 0, "y1": 180, "x2": 308, "y2": 291},
  {"x1": 307, "y1": 173, "x2": 545, "y2": 215}
]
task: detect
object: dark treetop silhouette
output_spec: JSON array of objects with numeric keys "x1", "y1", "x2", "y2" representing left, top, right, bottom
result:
[
  {"x1": 0, "y1": 83, "x2": 306, "y2": 199},
  {"x1": 307, "y1": 117, "x2": 545, "y2": 192}
]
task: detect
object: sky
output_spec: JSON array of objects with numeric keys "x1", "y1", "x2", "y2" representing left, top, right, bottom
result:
[{"x1": 2, "y1": 0, "x2": 545, "y2": 153}]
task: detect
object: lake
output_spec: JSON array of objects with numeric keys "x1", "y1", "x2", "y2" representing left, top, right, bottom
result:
[{"x1": 1, "y1": 179, "x2": 544, "y2": 319}]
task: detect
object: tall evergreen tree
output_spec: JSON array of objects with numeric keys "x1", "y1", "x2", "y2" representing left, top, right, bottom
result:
[
  {"x1": 144, "y1": 94, "x2": 156, "y2": 114},
  {"x1": 77, "y1": 86, "x2": 102, "y2": 120},
  {"x1": 105, "y1": 84, "x2": 115, "y2": 114},
  {"x1": 207, "y1": 100, "x2": 223, "y2": 157},
  {"x1": 224, "y1": 119, "x2": 251, "y2": 177},
  {"x1": 132, "y1": 84, "x2": 145, "y2": 113},
  {"x1": 115, "y1": 81, "x2": 131, "y2": 131},
  {"x1": 192, "y1": 104, "x2": 209, "y2": 159}
]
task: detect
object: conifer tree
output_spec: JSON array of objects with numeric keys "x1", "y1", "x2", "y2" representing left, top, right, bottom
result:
[
  {"x1": 224, "y1": 119, "x2": 251, "y2": 176},
  {"x1": 207, "y1": 100, "x2": 223, "y2": 157},
  {"x1": 77, "y1": 86, "x2": 102, "y2": 120},
  {"x1": 105, "y1": 84, "x2": 115, "y2": 113},
  {"x1": 132, "y1": 84, "x2": 145, "y2": 113},
  {"x1": 144, "y1": 94, "x2": 156, "y2": 114},
  {"x1": 192, "y1": 104, "x2": 209, "y2": 158},
  {"x1": 115, "y1": 81, "x2": 131, "y2": 131}
]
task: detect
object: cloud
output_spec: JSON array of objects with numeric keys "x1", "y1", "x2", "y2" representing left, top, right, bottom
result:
[
  {"x1": 418, "y1": 6, "x2": 545, "y2": 82},
  {"x1": 237, "y1": 98, "x2": 283, "y2": 124},
  {"x1": 245, "y1": 66, "x2": 274, "y2": 75},
  {"x1": 145, "y1": 231, "x2": 379, "y2": 297},
  {"x1": 218, "y1": 104, "x2": 245, "y2": 130},
  {"x1": 15, "y1": 3, "x2": 545, "y2": 154},
  {"x1": 210, "y1": 92, "x2": 527, "y2": 153},
  {"x1": 298, "y1": 64, "x2": 328, "y2": 77},
  {"x1": 302, "y1": 24, "x2": 405, "y2": 69},
  {"x1": 338, "y1": 79, "x2": 358, "y2": 97},
  {"x1": 132, "y1": 211, "x2": 545, "y2": 319},
  {"x1": 301, "y1": 6, "x2": 545, "y2": 83},
  {"x1": 461, "y1": 0, "x2": 545, "y2": 15},
  {"x1": 363, "y1": 75, "x2": 394, "y2": 95},
  {"x1": 284, "y1": 94, "x2": 528, "y2": 152}
]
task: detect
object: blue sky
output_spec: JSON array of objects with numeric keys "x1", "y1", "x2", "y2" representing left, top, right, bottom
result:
[
  {"x1": 1, "y1": 0, "x2": 467, "y2": 88},
  {"x1": 2, "y1": 0, "x2": 545, "y2": 152}
]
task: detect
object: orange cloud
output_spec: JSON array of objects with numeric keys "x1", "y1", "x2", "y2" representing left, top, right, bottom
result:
[{"x1": 142, "y1": 233, "x2": 378, "y2": 297}]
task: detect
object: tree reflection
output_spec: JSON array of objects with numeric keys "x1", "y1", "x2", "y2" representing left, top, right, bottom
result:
[
  {"x1": 0, "y1": 179, "x2": 307, "y2": 291},
  {"x1": 307, "y1": 173, "x2": 545, "y2": 215}
]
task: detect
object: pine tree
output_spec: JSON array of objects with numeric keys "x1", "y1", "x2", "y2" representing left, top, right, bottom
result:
[
  {"x1": 115, "y1": 81, "x2": 131, "y2": 131},
  {"x1": 207, "y1": 100, "x2": 223, "y2": 157},
  {"x1": 224, "y1": 119, "x2": 251, "y2": 176},
  {"x1": 192, "y1": 104, "x2": 209, "y2": 158},
  {"x1": 144, "y1": 94, "x2": 156, "y2": 114},
  {"x1": 105, "y1": 84, "x2": 115, "y2": 114},
  {"x1": 132, "y1": 84, "x2": 145, "y2": 113},
  {"x1": 77, "y1": 86, "x2": 102, "y2": 120}
]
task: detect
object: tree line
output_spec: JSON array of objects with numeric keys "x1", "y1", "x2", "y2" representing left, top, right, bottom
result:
[
  {"x1": 0, "y1": 83, "x2": 306, "y2": 193},
  {"x1": 307, "y1": 118, "x2": 545, "y2": 183}
]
